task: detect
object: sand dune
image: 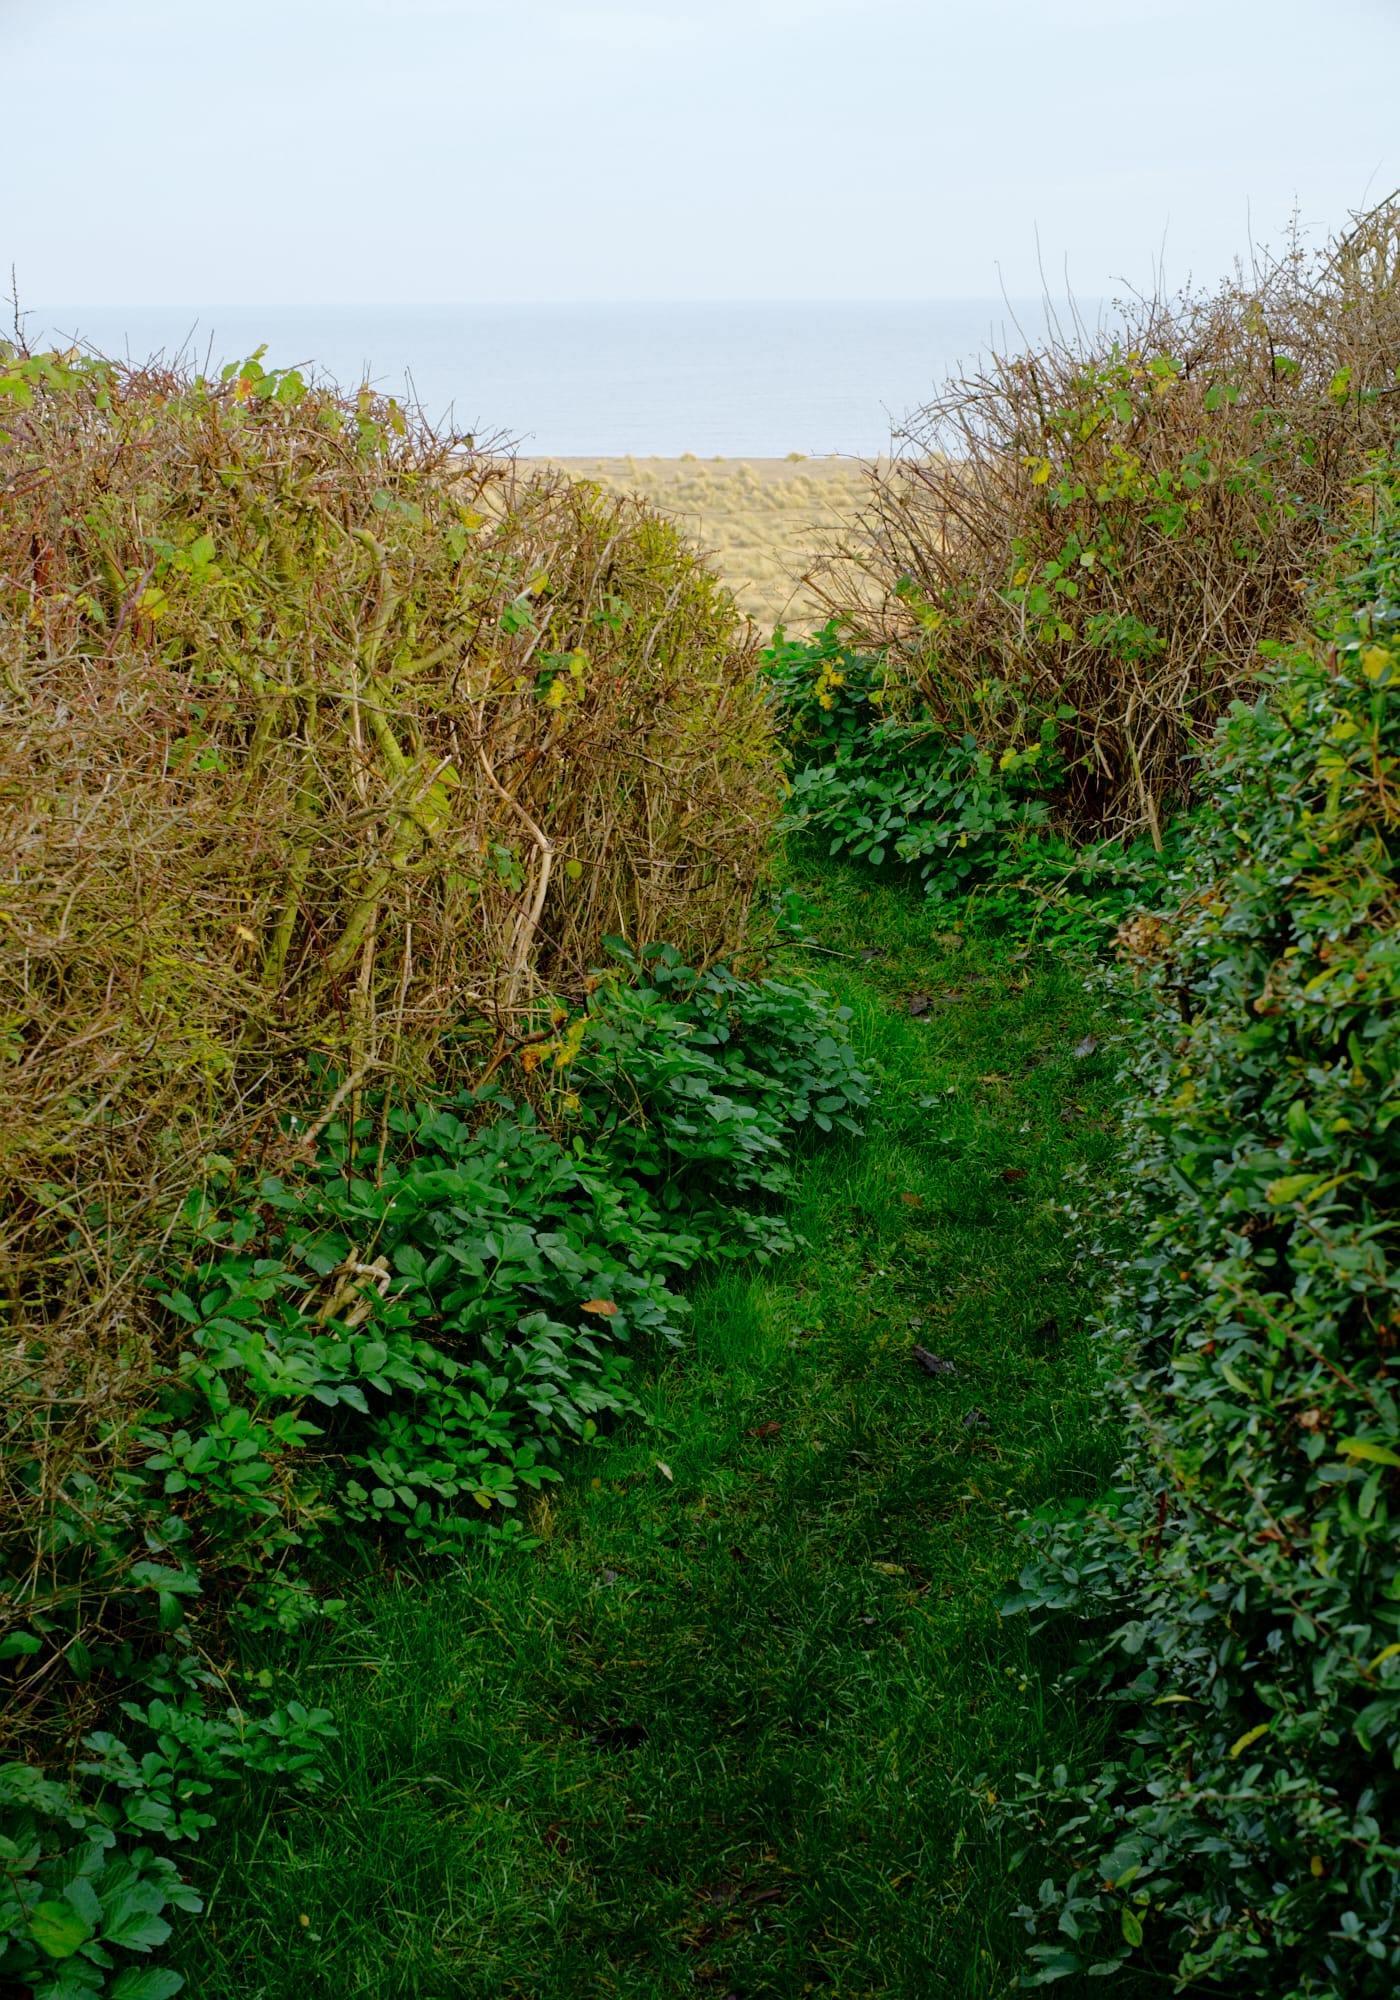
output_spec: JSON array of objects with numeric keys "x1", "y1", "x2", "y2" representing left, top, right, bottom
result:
[{"x1": 526, "y1": 454, "x2": 873, "y2": 634}]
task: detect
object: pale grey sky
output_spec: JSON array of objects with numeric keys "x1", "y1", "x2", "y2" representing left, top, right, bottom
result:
[{"x1": 6, "y1": 0, "x2": 1398, "y2": 304}]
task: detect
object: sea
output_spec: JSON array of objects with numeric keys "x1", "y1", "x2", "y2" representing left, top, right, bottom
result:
[{"x1": 23, "y1": 301, "x2": 1101, "y2": 459}]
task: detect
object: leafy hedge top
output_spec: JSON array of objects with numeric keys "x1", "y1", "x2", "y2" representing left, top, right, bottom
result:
[{"x1": 1007, "y1": 479, "x2": 1400, "y2": 1994}]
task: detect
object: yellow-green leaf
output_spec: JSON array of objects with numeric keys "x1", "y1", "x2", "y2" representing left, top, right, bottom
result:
[
  {"x1": 1337, "y1": 1438, "x2": 1400, "y2": 1468},
  {"x1": 1266, "y1": 1171, "x2": 1348, "y2": 1206},
  {"x1": 1228, "y1": 1722, "x2": 1271, "y2": 1759},
  {"x1": 1266, "y1": 1173, "x2": 1321, "y2": 1204}
]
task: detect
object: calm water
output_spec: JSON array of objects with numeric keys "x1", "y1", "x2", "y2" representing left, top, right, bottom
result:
[{"x1": 26, "y1": 302, "x2": 1097, "y2": 458}]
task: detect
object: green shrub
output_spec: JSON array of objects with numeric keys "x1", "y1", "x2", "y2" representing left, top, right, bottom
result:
[
  {"x1": 1004, "y1": 478, "x2": 1400, "y2": 1992},
  {"x1": 0, "y1": 1762, "x2": 202, "y2": 2000}
]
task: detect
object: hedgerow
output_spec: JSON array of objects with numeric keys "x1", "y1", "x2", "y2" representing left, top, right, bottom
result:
[
  {"x1": 0, "y1": 338, "x2": 780, "y2": 1663},
  {"x1": 1004, "y1": 474, "x2": 1400, "y2": 1992}
]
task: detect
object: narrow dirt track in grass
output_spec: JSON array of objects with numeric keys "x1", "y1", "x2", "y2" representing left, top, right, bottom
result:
[{"x1": 182, "y1": 865, "x2": 1134, "y2": 2000}]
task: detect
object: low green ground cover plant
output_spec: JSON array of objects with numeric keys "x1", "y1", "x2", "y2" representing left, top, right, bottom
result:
[
  {"x1": 567, "y1": 940, "x2": 868, "y2": 1256},
  {"x1": 765, "y1": 621, "x2": 1175, "y2": 953},
  {"x1": 1004, "y1": 480, "x2": 1400, "y2": 1992},
  {"x1": 1, "y1": 953, "x2": 866, "y2": 1997}
]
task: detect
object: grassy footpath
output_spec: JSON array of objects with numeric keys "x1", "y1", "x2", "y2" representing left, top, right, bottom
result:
[{"x1": 181, "y1": 867, "x2": 1130, "y2": 1999}]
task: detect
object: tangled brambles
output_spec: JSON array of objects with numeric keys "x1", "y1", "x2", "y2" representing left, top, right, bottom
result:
[
  {"x1": 812, "y1": 199, "x2": 1400, "y2": 843},
  {"x1": 0, "y1": 343, "x2": 780, "y2": 1697}
]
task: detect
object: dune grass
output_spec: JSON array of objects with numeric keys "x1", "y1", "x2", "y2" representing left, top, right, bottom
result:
[
  {"x1": 534, "y1": 457, "x2": 871, "y2": 632},
  {"x1": 177, "y1": 864, "x2": 1134, "y2": 1999}
]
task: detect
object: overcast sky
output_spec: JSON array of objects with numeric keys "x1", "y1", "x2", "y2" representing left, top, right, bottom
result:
[{"x1": 5, "y1": 0, "x2": 1399, "y2": 305}]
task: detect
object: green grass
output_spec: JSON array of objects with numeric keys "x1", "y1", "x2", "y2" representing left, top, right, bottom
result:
[{"x1": 180, "y1": 867, "x2": 1134, "y2": 1999}]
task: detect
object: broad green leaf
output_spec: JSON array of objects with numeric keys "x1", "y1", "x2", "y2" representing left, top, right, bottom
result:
[
  {"x1": 110, "y1": 1970, "x2": 186, "y2": 2000},
  {"x1": 62, "y1": 1876, "x2": 102, "y2": 1929},
  {"x1": 103, "y1": 1910, "x2": 172, "y2": 1952},
  {"x1": 29, "y1": 1899, "x2": 93, "y2": 1958}
]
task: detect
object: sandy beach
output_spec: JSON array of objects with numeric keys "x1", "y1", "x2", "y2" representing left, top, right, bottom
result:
[{"x1": 525, "y1": 454, "x2": 873, "y2": 633}]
